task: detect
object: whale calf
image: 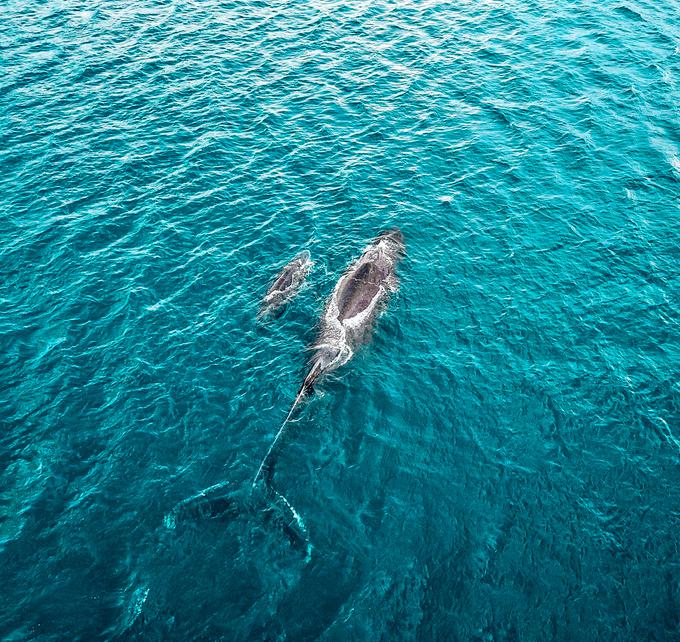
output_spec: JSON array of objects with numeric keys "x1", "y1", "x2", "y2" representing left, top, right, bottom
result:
[
  {"x1": 258, "y1": 250, "x2": 313, "y2": 319},
  {"x1": 253, "y1": 229, "x2": 405, "y2": 486}
]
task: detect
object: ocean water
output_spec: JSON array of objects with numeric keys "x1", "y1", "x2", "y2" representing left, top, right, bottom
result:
[{"x1": 1, "y1": 0, "x2": 679, "y2": 639}]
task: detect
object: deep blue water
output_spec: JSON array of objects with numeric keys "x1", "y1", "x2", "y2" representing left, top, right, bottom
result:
[{"x1": 2, "y1": 0, "x2": 680, "y2": 639}]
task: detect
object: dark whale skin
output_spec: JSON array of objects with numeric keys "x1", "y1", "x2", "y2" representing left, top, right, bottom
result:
[{"x1": 258, "y1": 250, "x2": 312, "y2": 318}]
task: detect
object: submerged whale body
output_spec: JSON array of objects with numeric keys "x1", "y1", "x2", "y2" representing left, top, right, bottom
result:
[
  {"x1": 258, "y1": 250, "x2": 313, "y2": 318},
  {"x1": 253, "y1": 228, "x2": 405, "y2": 486},
  {"x1": 171, "y1": 483, "x2": 308, "y2": 553}
]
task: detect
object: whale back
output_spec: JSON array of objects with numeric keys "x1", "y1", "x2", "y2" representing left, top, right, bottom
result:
[
  {"x1": 337, "y1": 261, "x2": 385, "y2": 322},
  {"x1": 308, "y1": 229, "x2": 404, "y2": 376},
  {"x1": 268, "y1": 250, "x2": 310, "y2": 294}
]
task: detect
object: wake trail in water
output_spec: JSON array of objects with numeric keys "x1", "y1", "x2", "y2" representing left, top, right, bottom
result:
[
  {"x1": 252, "y1": 362, "x2": 320, "y2": 487},
  {"x1": 250, "y1": 363, "x2": 322, "y2": 562}
]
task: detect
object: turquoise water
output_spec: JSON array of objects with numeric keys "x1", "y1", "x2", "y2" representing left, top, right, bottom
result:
[{"x1": 2, "y1": 0, "x2": 679, "y2": 639}]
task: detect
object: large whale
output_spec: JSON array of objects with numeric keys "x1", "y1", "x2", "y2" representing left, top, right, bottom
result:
[
  {"x1": 258, "y1": 250, "x2": 313, "y2": 319},
  {"x1": 253, "y1": 228, "x2": 405, "y2": 486}
]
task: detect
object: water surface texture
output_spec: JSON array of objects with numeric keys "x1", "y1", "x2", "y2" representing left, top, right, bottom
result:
[{"x1": 2, "y1": 0, "x2": 680, "y2": 639}]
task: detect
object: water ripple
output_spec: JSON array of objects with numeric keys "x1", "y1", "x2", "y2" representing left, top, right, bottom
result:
[{"x1": 1, "y1": 0, "x2": 679, "y2": 639}]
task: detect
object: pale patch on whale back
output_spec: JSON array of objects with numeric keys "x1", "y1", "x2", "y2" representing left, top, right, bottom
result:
[{"x1": 312, "y1": 236, "x2": 402, "y2": 373}]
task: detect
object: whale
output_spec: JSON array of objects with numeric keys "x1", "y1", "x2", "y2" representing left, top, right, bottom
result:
[
  {"x1": 258, "y1": 250, "x2": 313, "y2": 319},
  {"x1": 253, "y1": 228, "x2": 405, "y2": 487},
  {"x1": 172, "y1": 231, "x2": 404, "y2": 559}
]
